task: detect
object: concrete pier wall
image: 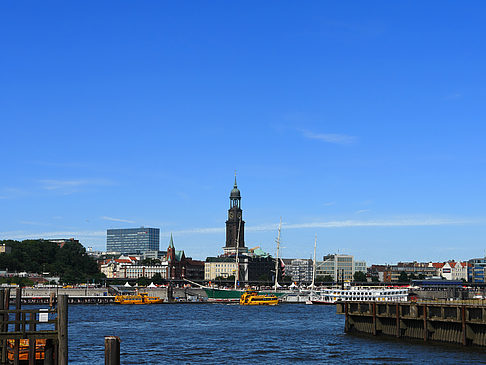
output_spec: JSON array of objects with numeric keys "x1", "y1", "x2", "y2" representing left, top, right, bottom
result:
[{"x1": 336, "y1": 301, "x2": 486, "y2": 347}]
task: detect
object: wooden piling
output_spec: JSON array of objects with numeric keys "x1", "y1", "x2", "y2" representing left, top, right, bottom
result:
[
  {"x1": 462, "y1": 305, "x2": 467, "y2": 346},
  {"x1": 1, "y1": 288, "x2": 9, "y2": 364},
  {"x1": 105, "y1": 336, "x2": 120, "y2": 365},
  {"x1": 28, "y1": 307, "x2": 36, "y2": 365},
  {"x1": 58, "y1": 295, "x2": 68, "y2": 365},
  {"x1": 44, "y1": 339, "x2": 54, "y2": 365},
  {"x1": 14, "y1": 287, "x2": 21, "y2": 365}
]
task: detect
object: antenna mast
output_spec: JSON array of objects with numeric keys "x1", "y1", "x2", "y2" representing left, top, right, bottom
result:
[
  {"x1": 311, "y1": 234, "x2": 317, "y2": 289},
  {"x1": 234, "y1": 217, "x2": 242, "y2": 289},
  {"x1": 274, "y1": 217, "x2": 282, "y2": 292}
]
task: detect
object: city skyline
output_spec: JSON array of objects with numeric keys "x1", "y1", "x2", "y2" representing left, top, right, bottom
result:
[{"x1": 2, "y1": 2, "x2": 486, "y2": 263}]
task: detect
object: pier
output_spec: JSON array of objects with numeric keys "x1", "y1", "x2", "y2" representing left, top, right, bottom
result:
[{"x1": 337, "y1": 300, "x2": 486, "y2": 347}]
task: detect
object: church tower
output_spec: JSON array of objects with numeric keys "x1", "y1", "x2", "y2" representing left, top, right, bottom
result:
[{"x1": 224, "y1": 175, "x2": 246, "y2": 254}]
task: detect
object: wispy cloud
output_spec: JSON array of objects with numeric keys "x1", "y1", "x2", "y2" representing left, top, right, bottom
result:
[
  {"x1": 323, "y1": 201, "x2": 335, "y2": 207},
  {"x1": 355, "y1": 209, "x2": 370, "y2": 214},
  {"x1": 0, "y1": 230, "x2": 106, "y2": 240},
  {"x1": 19, "y1": 220, "x2": 48, "y2": 226},
  {"x1": 101, "y1": 216, "x2": 135, "y2": 224},
  {"x1": 445, "y1": 93, "x2": 462, "y2": 100},
  {"x1": 299, "y1": 129, "x2": 356, "y2": 145},
  {"x1": 0, "y1": 187, "x2": 30, "y2": 200},
  {"x1": 39, "y1": 178, "x2": 112, "y2": 191},
  {"x1": 163, "y1": 217, "x2": 481, "y2": 236}
]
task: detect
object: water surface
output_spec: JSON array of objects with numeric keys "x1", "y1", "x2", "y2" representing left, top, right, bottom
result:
[{"x1": 66, "y1": 304, "x2": 486, "y2": 364}]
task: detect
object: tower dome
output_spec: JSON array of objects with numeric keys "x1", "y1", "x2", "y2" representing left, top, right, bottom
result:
[{"x1": 230, "y1": 175, "x2": 240, "y2": 198}]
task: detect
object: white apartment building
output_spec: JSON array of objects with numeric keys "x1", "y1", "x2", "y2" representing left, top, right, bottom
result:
[
  {"x1": 316, "y1": 254, "x2": 367, "y2": 282},
  {"x1": 117, "y1": 263, "x2": 169, "y2": 279},
  {"x1": 205, "y1": 261, "x2": 238, "y2": 281},
  {"x1": 430, "y1": 261, "x2": 468, "y2": 281}
]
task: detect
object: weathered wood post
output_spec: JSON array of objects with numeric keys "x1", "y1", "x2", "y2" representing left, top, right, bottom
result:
[
  {"x1": 395, "y1": 303, "x2": 400, "y2": 338},
  {"x1": 28, "y1": 308, "x2": 37, "y2": 365},
  {"x1": 423, "y1": 304, "x2": 428, "y2": 342},
  {"x1": 43, "y1": 339, "x2": 54, "y2": 365},
  {"x1": 57, "y1": 295, "x2": 68, "y2": 365},
  {"x1": 1, "y1": 288, "x2": 9, "y2": 364},
  {"x1": 462, "y1": 305, "x2": 467, "y2": 346},
  {"x1": 14, "y1": 287, "x2": 22, "y2": 365},
  {"x1": 0, "y1": 289, "x2": 4, "y2": 365},
  {"x1": 372, "y1": 302, "x2": 377, "y2": 336},
  {"x1": 344, "y1": 302, "x2": 349, "y2": 333},
  {"x1": 105, "y1": 336, "x2": 120, "y2": 365}
]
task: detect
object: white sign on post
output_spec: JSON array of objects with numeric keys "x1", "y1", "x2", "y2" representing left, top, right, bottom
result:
[{"x1": 39, "y1": 309, "x2": 49, "y2": 323}]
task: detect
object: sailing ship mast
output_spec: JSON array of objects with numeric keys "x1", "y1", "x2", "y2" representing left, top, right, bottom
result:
[
  {"x1": 311, "y1": 234, "x2": 317, "y2": 290},
  {"x1": 274, "y1": 217, "x2": 282, "y2": 292},
  {"x1": 234, "y1": 217, "x2": 242, "y2": 289}
]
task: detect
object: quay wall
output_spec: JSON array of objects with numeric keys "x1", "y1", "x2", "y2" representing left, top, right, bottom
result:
[
  {"x1": 337, "y1": 301, "x2": 486, "y2": 347},
  {"x1": 18, "y1": 287, "x2": 208, "y2": 301}
]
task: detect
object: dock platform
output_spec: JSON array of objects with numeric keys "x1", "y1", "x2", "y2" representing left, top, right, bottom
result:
[{"x1": 336, "y1": 300, "x2": 486, "y2": 347}]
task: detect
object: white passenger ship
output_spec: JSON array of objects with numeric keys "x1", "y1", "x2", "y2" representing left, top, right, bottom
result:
[{"x1": 309, "y1": 286, "x2": 409, "y2": 305}]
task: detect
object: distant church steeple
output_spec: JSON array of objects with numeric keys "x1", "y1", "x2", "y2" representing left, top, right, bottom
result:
[{"x1": 224, "y1": 174, "x2": 246, "y2": 254}]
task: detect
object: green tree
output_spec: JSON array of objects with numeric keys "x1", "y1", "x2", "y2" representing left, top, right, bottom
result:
[
  {"x1": 316, "y1": 275, "x2": 334, "y2": 283},
  {"x1": 353, "y1": 271, "x2": 367, "y2": 282},
  {"x1": 151, "y1": 273, "x2": 164, "y2": 285},
  {"x1": 398, "y1": 271, "x2": 409, "y2": 283},
  {"x1": 137, "y1": 277, "x2": 150, "y2": 286},
  {"x1": 0, "y1": 239, "x2": 103, "y2": 284}
]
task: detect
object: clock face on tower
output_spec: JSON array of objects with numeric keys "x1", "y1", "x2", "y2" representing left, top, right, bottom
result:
[{"x1": 229, "y1": 211, "x2": 234, "y2": 219}]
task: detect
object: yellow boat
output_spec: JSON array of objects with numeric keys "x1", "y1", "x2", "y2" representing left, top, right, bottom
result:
[
  {"x1": 239, "y1": 290, "x2": 279, "y2": 306},
  {"x1": 114, "y1": 292, "x2": 164, "y2": 304}
]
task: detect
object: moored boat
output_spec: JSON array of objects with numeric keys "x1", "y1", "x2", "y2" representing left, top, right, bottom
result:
[
  {"x1": 309, "y1": 286, "x2": 409, "y2": 304},
  {"x1": 240, "y1": 290, "x2": 279, "y2": 306},
  {"x1": 203, "y1": 287, "x2": 287, "y2": 302},
  {"x1": 114, "y1": 292, "x2": 164, "y2": 304}
]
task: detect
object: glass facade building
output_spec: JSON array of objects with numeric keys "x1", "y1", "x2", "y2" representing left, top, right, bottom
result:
[{"x1": 106, "y1": 227, "x2": 159, "y2": 254}]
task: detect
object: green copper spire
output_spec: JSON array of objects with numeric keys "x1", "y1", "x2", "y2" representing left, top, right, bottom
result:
[{"x1": 169, "y1": 233, "x2": 174, "y2": 248}]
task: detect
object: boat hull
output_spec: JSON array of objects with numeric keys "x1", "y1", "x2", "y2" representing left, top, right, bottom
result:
[{"x1": 204, "y1": 288, "x2": 286, "y2": 302}]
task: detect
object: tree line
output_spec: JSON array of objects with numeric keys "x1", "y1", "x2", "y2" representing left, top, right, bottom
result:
[{"x1": 0, "y1": 239, "x2": 105, "y2": 284}]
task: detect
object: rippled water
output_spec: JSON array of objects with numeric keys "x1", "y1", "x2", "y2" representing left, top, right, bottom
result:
[{"x1": 65, "y1": 304, "x2": 486, "y2": 364}]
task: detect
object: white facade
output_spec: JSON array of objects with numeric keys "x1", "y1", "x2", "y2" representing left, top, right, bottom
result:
[
  {"x1": 117, "y1": 263, "x2": 169, "y2": 279},
  {"x1": 439, "y1": 261, "x2": 468, "y2": 281},
  {"x1": 204, "y1": 261, "x2": 238, "y2": 281},
  {"x1": 316, "y1": 254, "x2": 367, "y2": 282}
]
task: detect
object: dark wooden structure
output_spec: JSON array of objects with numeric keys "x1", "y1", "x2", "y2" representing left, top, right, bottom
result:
[
  {"x1": 104, "y1": 336, "x2": 120, "y2": 365},
  {"x1": 0, "y1": 288, "x2": 68, "y2": 365},
  {"x1": 337, "y1": 300, "x2": 486, "y2": 347}
]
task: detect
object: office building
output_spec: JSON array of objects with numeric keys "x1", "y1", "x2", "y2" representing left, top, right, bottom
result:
[
  {"x1": 106, "y1": 227, "x2": 159, "y2": 254},
  {"x1": 316, "y1": 254, "x2": 366, "y2": 282}
]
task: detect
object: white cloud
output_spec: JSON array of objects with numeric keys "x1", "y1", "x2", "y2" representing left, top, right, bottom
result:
[
  {"x1": 39, "y1": 178, "x2": 112, "y2": 191},
  {"x1": 161, "y1": 216, "x2": 480, "y2": 236},
  {"x1": 300, "y1": 129, "x2": 356, "y2": 145},
  {"x1": 101, "y1": 216, "x2": 135, "y2": 224},
  {"x1": 0, "y1": 230, "x2": 106, "y2": 240},
  {"x1": 355, "y1": 209, "x2": 370, "y2": 214}
]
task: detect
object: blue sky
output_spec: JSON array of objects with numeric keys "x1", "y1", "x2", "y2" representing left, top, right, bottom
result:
[{"x1": 1, "y1": 2, "x2": 486, "y2": 264}]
